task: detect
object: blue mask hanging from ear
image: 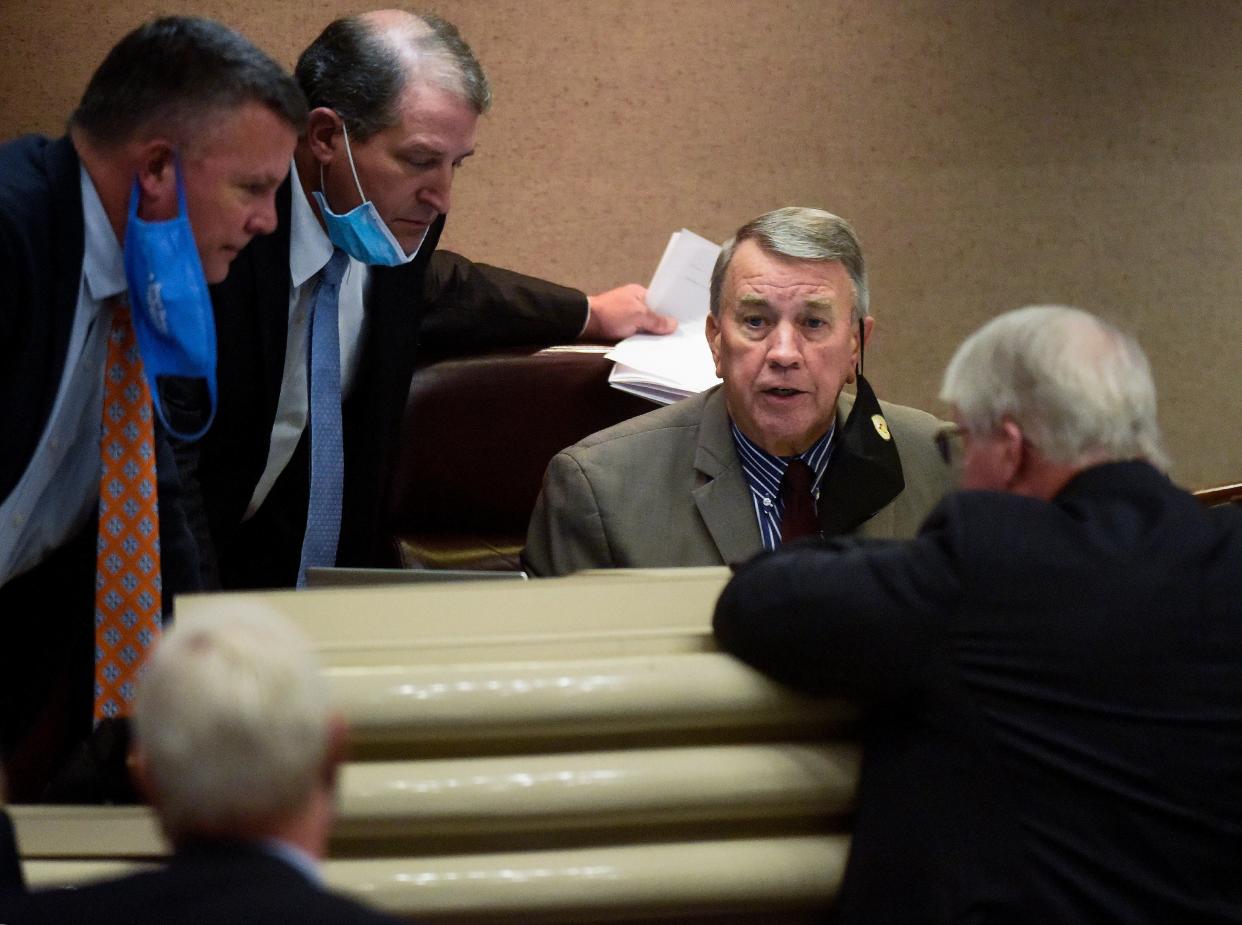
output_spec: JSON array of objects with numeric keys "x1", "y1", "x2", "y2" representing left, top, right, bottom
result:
[
  {"x1": 122, "y1": 157, "x2": 217, "y2": 441},
  {"x1": 311, "y1": 120, "x2": 425, "y2": 267}
]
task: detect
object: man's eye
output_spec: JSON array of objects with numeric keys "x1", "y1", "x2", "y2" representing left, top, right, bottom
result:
[
  {"x1": 742, "y1": 316, "x2": 766, "y2": 329},
  {"x1": 804, "y1": 317, "x2": 826, "y2": 329}
]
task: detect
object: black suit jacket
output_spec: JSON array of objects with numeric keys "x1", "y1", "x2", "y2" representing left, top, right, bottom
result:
[
  {"x1": 715, "y1": 462, "x2": 1242, "y2": 924},
  {"x1": 0, "y1": 136, "x2": 200, "y2": 798},
  {"x1": 181, "y1": 178, "x2": 587, "y2": 589},
  {"x1": 0, "y1": 840, "x2": 403, "y2": 925},
  {"x1": 0, "y1": 809, "x2": 22, "y2": 894}
]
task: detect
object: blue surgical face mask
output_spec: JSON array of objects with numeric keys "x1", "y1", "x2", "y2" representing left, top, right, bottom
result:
[
  {"x1": 122, "y1": 159, "x2": 217, "y2": 441},
  {"x1": 311, "y1": 121, "x2": 426, "y2": 267}
]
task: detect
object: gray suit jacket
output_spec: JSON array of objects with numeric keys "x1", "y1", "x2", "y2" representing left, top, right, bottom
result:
[{"x1": 524, "y1": 382, "x2": 950, "y2": 575}]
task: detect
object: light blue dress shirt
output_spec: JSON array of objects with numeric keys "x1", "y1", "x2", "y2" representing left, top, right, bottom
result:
[
  {"x1": 0, "y1": 164, "x2": 126, "y2": 584},
  {"x1": 260, "y1": 838, "x2": 322, "y2": 885}
]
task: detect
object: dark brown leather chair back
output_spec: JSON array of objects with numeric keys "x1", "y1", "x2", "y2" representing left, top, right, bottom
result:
[{"x1": 386, "y1": 347, "x2": 656, "y2": 569}]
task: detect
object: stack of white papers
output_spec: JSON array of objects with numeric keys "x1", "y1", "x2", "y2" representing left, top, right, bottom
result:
[{"x1": 607, "y1": 229, "x2": 723, "y2": 405}]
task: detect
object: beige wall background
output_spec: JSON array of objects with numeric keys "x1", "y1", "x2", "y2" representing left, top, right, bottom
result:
[{"x1": 3, "y1": 1, "x2": 1240, "y2": 488}]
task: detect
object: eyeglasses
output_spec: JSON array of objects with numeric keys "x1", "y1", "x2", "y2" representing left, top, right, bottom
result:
[{"x1": 934, "y1": 423, "x2": 965, "y2": 468}]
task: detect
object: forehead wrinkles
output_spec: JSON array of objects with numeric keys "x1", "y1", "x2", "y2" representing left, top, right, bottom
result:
[{"x1": 732, "y1": 265, "x2": 844, "y2": 297}]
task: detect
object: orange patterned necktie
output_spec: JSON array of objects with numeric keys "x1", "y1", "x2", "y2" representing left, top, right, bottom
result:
[{"x1": 93, "y1": 297, "x2": 162, "y2": 722}]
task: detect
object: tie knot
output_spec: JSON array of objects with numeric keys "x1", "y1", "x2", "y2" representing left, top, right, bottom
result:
[
  {"x1": 782, "y1": 458, "x2": 815, "y2": 493},
  {"x1": 320, "y1": 248, "x2": 350, "y2": 289}
]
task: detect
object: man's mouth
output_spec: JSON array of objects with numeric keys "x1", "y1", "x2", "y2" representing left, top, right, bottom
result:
[{"x1": 764, "y1": 387, "x2": 805, "y2": 397}]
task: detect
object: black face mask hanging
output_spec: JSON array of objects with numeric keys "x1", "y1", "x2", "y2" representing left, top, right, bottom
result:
[{"x1": 812, "y1": 318, "x2": 906, "y2": 536}]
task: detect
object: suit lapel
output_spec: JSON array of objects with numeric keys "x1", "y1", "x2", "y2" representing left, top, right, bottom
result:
[
  {"x1": 253, "y1": 180, "x2": 295, "y2": 410},
  {"x1": 818, "y1": 374, "x2": 906, "y2": 535},
  {"x1": 338, "y1": 214, "x2": 446, "y2": 563},
  {"x1": 692, "y1": 389, "x2": 763, "y2": 563},
  {"x1": 47, "y1": 138, "x2": 85, "y2": 350}
]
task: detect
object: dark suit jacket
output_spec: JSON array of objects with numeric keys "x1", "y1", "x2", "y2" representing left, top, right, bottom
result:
[
  {"x1": 0, "y1": 136, "x2": 200, "y2": 799},
  {"x1": 0, "y1": 839, "x2": 403, "y2": 925},
  {"x1": 715, "y1": 462, "x2": 1242, "y2": 924},
  {"x1": 181, "y1": 178, "x2": 587, "y2": 589},
  {"x1": 0, "y1": 809, "x2": 22, "y2": 893}
]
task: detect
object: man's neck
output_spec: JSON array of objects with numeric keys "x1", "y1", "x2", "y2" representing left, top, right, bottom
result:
[
  {"x1": 70, "y1": 130, "x2": 130, "y2": 246},
  {"x1": 293, "y1": 142, "x2": 328, "y2": 236},
  {"x1": 172, "y1": 787, "x2": 335, "y2": 861}
]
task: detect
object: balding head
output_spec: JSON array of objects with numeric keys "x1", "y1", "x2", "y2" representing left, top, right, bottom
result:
[{"x1": 295, "y1": 9, "x2": 490, "y2": 142}]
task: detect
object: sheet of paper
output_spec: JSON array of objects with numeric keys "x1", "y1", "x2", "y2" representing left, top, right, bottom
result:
[
  {"x1": 644, "y1": 228, "x2": 721, "y2": 322},
  {"x1": 606, "y1": 229, "x2": 722, "y2": 405},
  {"x1": 606, "y1": 317, "x2": 721, "y2": 405}
]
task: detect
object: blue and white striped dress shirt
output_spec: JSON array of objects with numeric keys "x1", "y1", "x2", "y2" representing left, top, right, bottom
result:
[{"x1": 730, "y1": 422, "x2": 835, "y2": 551}]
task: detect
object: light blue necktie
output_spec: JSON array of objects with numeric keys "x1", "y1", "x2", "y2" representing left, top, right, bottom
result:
[{"x1": 297, "y1": 249, "x2": 350, "y2": 587}]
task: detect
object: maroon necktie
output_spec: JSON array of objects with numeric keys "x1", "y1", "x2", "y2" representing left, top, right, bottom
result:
[{"x1": 779, "y1": 458, "x2": 818, "y2": 543}]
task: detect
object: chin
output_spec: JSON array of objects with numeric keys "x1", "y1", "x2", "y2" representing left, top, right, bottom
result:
[{"x1": 200, "y1": 260, "x2": 231, "y2": 285}]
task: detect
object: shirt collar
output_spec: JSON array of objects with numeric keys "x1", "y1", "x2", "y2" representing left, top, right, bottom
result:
[
  {"x1": 288, "y1": 159, "x2": 336, "y2": 288},
  {"x1": 259, "y1": 838, "x2": 322, "y2": 885},
  {"x1": 80, "y1": 163, "x2": 126, "y2": 302},
  {"x1": 731, "y1": 419, "x2": 836, "y2": 501}
]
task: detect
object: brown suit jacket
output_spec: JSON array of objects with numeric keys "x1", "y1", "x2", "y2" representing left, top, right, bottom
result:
[{"x1": 524, "y1": 380, "x2": 951, "y2": 575}]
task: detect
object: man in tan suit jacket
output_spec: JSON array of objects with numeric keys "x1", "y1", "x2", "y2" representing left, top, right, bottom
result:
[{"x1": 524, "y1": 207, "x2": 951, "y2": 576}]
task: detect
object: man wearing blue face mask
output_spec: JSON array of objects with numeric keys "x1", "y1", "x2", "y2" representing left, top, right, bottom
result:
[
  {"x1": 182, "y1": 10, "x2": 676, "y2": 591},
  {"x1": 0, "y1": 17, "x2": 306, "y2": 801}
]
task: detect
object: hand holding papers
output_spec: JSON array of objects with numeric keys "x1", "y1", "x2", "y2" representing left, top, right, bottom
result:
[{"x1": 607, "y1": 229, "x2": 723, "y2": 404}]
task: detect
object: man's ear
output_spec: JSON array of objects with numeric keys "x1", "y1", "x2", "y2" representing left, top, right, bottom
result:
[
  {"x1": 132, "y1": 139, "x2": 178, "y2": 221},
  {"x1": 305, "y1": 108, "x2": 344, "y2": 165},
  {"x1": 996, "y1": 418, "x2": 1027, "y2": 488},
  {"x1": 128, "y1": 744, "x2": 157, "y2": 807},
  {"x1": 846, "y1": 316, "x2": 875, "y2": 385},
  {"x1": 321, "y1": 712, "x2": 350, "y2": 791},
  {"x1": 705, "y1": 312, "x2": 724, "y2": 378}
]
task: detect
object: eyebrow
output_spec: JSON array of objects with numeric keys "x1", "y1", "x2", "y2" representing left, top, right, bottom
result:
[
  {"x1": 736, "y1": 293, "x2": 835, "y2": 311},
  {"x1": 238, "y1": 171, "x2": 286, "y2": 189},
  {"x1": 400, "y1": 142, "x2": 476, "y2": 161}
]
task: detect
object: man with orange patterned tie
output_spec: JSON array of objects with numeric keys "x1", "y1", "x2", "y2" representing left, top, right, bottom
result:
[{"x1": 0, "y1": 17, "x2": 306, "y2": 801}]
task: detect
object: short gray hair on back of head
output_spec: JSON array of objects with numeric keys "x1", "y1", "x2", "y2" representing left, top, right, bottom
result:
[
  {"x1": 709, "y1": 206, "x2": 868, "y2": 320},
  {"x1": 296, "y1": 10, "x2": 490, "y2": 142},
  {"x1": 133, "y1": 602, "x2": 332, "y2": 840},
  {"x1": 940, "y1": 305, "x2": 1168, "y2": 470}
]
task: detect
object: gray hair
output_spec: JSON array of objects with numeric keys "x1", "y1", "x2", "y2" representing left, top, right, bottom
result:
[
  {"x1": 69, "y1": 16, "x2": 306, "y2": 149},
  {"x1": 133, "y1": 602, "x2": 332, "y2": 839},
  {"x1": 709, "y1": 206, "x2": 869, "y2": 320},
  {"x1": 940, "y1": 305, "x2": 1168, "y2": 470},
  {"x1": 295, "y1": 10, "x2": 491, "y2": 142}
]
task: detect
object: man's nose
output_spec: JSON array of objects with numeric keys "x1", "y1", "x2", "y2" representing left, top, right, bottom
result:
[
  {"x1": 418, "y1": 164, "x2": 454, "y2": 214},
  {"x1": 766, "y1": 320, "x2": 803, "y2": 367},
  {"x1": 247, "y1": 192, "x2": 280, "y2": 236}
]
